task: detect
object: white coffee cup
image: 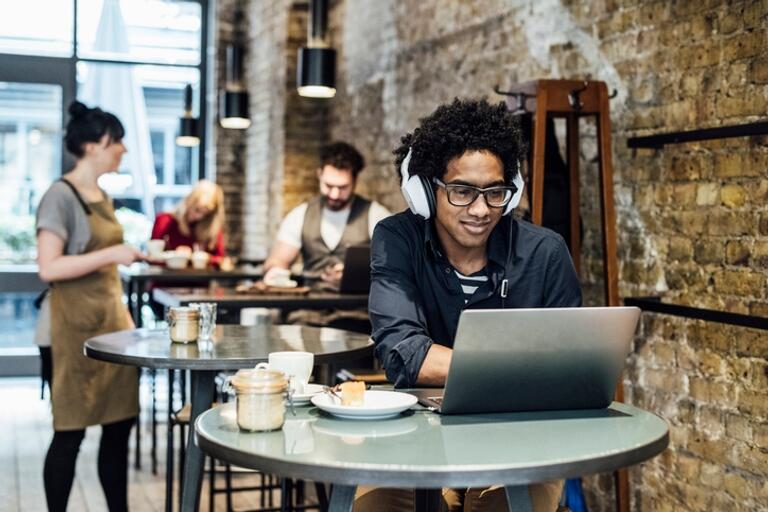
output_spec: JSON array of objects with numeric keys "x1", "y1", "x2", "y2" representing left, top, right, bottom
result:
[
  {"x1": 191, "y1": 251, "x2": 210, "y2": 269},
  {"x1": 147, "y1": 239, "x2": 165, "y2": 258},
  {"x1": 256, "y1": 351, "x2": 313, "y2": 394}
]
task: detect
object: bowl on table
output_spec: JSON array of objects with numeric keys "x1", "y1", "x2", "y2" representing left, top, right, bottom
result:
[
  {"x1": 191, "y1": 251, "x2": 210, "y2": 270},
  {"x1": 163, "y1": 251, "x2": 190, "y2": 270}
]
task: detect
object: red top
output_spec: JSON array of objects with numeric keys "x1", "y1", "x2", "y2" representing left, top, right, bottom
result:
[{"x1": 151, "y1": 212, "x2": 225, "y2": 263}]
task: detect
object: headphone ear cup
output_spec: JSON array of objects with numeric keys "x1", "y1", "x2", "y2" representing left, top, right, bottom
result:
[
  {"x1": 421, "y1": 175, "x2": 436, "y2": 218},
  {"x1": 402, "y1": 175, "x2": 432, "y2": 219},
  {"x1": 503, "y1": 170, "x2": 525, "y2": 216}
]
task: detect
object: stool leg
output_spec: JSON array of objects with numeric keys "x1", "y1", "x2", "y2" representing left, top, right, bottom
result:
[
  {"x1": 225, "y1": 463, "x2": 233, "y2": 512},
  {"x1": 165, "y1": 370, "x2": 174, "y2": 512},
  {"x1": 151, "y1": 368, "x2": 158, "y2": 475},
  {"x1": 209, "y1": 457, "x2": 215, "y2": 512},
  {"x1": 135, "y1": 368, "x2": 142, "y2": 470}
]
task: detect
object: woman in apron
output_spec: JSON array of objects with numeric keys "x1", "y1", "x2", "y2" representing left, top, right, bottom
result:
[{"x1": 36, "y1": 101, "x2": 142, "y2": 511}]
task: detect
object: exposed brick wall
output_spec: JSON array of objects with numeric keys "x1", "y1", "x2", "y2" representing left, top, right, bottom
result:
[
  {"x1": 321, "y1": 1, "x2": 768, "y2": 511},
  {"x1": 216, "y1": 1, "x2": 766, "y2": 508}
]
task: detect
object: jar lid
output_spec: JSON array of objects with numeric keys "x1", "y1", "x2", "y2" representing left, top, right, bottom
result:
[
  {"x1": 168, "y1": 306, "x2": 199, "y2": 318},
  {"x1": 230, "y1": 369, "x2": 288, "y2": 393}
]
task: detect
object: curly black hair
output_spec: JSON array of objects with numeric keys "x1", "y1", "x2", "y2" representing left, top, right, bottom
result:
[
  {"x1": 393, "y1": 98, "x2": 527, "y2": 184},
  {"x1": 319, "y1": 141, "x2": 366, "y2": 177}
]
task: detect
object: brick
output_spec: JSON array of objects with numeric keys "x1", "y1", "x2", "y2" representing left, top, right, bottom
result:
[
  {"x1": 737, "y1": 389, "x2": 768, "y2": 418},
  {"x1": 725, "y1": 240, "x2": 752, "y2": 265},
  {"x1": 753, "y1": 242, "x2": 768, "y2": 267},
  {"x1": 725, "y1": 413, "x2": 753, "y2": 442},
  {"x1": 699, "y1": 460, "x2": 725, "y2": 488},
  {"x1": 698, "y1": 351, "x2": 726, "y2": 377},
  {"x1": 721, "y1": 184, "x2": 748, "y2": 207},
  {"x1": 668, "y1": 236, "x2": 693, "y2": 261},
  {"x1": 689, "y1": 377, "x2": 737, "y2": 406},
  {"x1": 705, "y1": 211, "x2": 755, "y2": 236},
  {"x1": 713, "y1": 269, "x2": 766, "y2": 296},
  {"x1": 760, "y1": 213, "x2": 768, "y2": 235},
  {"x1": 748, "y1": 56, "x2": 768, "y2": 83},
  {"x1": 714, "y1": 153, "x2": 744, "y2": 177},
  {"x1": 696, "y1": 182, "x2": 719, "y2": 205},
  {"x1": 722, "y1": 31, "x2": 764, "y2": 61},
  {"x1": 725, "y1": 471, "x2": 768, "y2": 499},
  {"x1": 694, "y1": 239, "x2": 724, "y2": 264}
]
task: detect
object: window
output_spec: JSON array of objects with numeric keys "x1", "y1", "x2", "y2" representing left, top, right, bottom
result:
[
  {"x1": 0, "y1": 0, "x2": 210, "y2": 263},
  {"x1": 0, "y1": 0, "x2": 210, "y2": 360}
]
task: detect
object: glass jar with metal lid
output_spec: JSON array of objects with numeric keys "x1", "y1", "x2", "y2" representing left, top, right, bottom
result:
[
  {"x1": 227, "y1": 368, "x2": 289, "y2": 432},
  {"x1": 166, "y1": 306, "x2": 200, "y2": 343}
]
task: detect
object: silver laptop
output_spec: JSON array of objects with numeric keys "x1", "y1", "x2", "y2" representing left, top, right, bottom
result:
[{"x1": 413, "y1": 307, "x2": 640, "y2": 414}]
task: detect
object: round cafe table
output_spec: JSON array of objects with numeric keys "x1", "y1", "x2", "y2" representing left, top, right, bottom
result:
[
  {"x1": 84, "y1": 324, "x2": 373, "y2": 512},
  {"x1": 195, "y1": 400, "x2": 669, "y2": 512}
]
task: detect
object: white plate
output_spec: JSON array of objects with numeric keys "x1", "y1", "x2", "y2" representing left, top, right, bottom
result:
[
  {"x1": 290, "y1": 383, "x2": 324, "y2": 405},
  {"x1": 310, "y1": 390, "x2": 418, "y2": 420}
]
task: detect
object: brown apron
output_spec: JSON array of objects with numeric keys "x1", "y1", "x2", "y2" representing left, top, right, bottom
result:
[{"x1": 49, "y1": 198, "x2": 139, "y2": 431}]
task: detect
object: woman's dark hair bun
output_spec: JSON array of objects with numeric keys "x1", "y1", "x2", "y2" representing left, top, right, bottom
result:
[
  {"x1": 64, "y1": 101, "x2": 125, "y2": 158},
  {"x1": 68, "y1": 101, "x2": 89, "y2": 118}
]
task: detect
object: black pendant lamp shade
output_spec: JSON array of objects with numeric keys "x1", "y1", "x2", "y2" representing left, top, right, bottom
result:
[
  {"x1": 220, "y1": 42, "x2": 251, "y2": 129},
  {"x1": 176, "y1": 84, "x2": 200, "y2": 147},
  {"x1": 297, "y1": 0, "x2": 336, "y2": 98},
  {"x1": 298, "y1": 47, "x2": 336, "y2": 98}
]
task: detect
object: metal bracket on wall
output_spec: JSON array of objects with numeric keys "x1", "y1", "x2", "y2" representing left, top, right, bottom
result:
[{"x1": 627, "y1": 120, "x2": 768, "y2": 149}]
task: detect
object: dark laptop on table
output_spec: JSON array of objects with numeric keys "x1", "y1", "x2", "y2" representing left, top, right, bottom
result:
[
  {"x1": 412, "y1": 307, "x2": 640, "y2": 414},
  {"x1": 337, "y1": 244, "x2": 371, "y2": 294}
]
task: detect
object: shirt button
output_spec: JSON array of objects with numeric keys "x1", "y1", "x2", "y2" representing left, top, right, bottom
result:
[{"x1": 444, "y1": 267, "x2": 451, "y2": 274}]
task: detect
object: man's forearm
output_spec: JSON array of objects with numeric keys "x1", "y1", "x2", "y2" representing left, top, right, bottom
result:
[{"x1": 415, "y1": 343, "x2": 453, "y2": 386}]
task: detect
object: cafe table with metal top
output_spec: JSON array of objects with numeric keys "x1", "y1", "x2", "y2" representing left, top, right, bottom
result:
[
  {"x1": 84, "y1": 324, "x2": 373, "y2": 512},
  {"x1": 152, "y1": 286, "x2": 370, "y2": 323},
  {"x1": 195, "y1": 400, "x2": 669, "y2": 512},
  {"x1": 120, "y1": 263, "x2": 264, "y2": 327}
]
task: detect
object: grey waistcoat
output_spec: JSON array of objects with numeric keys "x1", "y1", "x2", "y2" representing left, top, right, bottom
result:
[{"x1": 300, "y1": 195, "x2": 371, "y2": 273}]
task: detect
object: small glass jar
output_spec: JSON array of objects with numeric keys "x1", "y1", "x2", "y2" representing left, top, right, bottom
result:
[
  {"x1": 228, "y1": 369, "x2": 288, "y2": 432},
  {"x1": 166, "y1": 306, "x2": 200, "y2": 343}
]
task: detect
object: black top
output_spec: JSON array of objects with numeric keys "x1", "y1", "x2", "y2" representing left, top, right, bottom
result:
[{"x1": 368, "y1": 211, "x2": 582, "y2": 388}]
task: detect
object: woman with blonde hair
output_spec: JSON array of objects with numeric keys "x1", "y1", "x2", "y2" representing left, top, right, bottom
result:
[{"x1": 151, "y1": 179, "x2": 226, "y2": 263}]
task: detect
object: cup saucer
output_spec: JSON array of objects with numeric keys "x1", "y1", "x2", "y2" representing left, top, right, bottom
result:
[{"x1": 291, "y1": 383, "x2": 324, "y2": 405}]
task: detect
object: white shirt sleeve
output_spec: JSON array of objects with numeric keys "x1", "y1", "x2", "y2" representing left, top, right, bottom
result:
[
  {"x1": 368, "y1": 201, "x2": 392, "y2": 238},
  {"x1": 276, "y1": 203, "x2": 309, "y2": 249}
]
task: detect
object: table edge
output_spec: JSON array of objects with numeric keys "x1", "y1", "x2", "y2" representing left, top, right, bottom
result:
[{"x1": 194, "y1": 408, "x2": 670, "y2": 488}]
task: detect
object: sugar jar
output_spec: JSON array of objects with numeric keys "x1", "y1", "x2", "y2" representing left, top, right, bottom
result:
[
  {"x1": 166, "y1": 306, "x2": 200, "y2": 343},
  {"x1": 227, "y1": 368, "x2": 288, "y2": 432}
]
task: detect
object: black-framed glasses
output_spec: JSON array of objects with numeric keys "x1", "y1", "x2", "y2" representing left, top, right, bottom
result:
[{"x1": 432, "y1": 178, "x2": 516, "y2": 208}]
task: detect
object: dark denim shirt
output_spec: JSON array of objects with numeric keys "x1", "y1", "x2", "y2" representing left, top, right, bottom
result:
[{"x1": 369, "y1": 210, "x2": 582, "y2": 388}]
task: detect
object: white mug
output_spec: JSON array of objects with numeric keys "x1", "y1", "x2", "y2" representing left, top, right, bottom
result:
[
  {"x1": 147, "y1": 239, "x2": 165, "y2": 258},
  {"x1": 256, "y1": 351, "x2": 314, "y2": 394}
]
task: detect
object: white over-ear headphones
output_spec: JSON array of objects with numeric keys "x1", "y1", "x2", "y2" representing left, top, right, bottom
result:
[{"x1": 399, "y1": 148, "x2": 525, "y2": 220}]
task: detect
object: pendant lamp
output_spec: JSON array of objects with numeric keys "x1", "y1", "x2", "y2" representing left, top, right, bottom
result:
[
  {"x1": 220, "y1": 3, "x2": 250, "y2": 130},
  {"x1": 176, "y1": 84, "x2": 200, "y2": 146},
  {"x1": 297, "y1": 0, "x2": 336, "y2": 98}
]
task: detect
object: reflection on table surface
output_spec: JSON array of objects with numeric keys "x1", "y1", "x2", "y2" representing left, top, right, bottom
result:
[{"x1": 84, "y1": 325, "x2": 373, "y2": 369}]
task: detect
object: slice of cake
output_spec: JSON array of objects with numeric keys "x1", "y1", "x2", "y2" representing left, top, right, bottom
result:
[{"x1": 339, "y1": 381, "x2": 365, "y2": 406}]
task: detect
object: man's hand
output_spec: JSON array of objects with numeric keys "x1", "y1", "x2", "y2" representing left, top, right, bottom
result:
[{"x1": 320, "y1": 263, "x2": 344, "y2": 286}]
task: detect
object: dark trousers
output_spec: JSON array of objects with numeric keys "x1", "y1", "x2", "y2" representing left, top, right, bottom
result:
[
  {"x1": 43, "y1": 417, "x2": 135, "y2": 512},
  {"x1": 39, "y1": 346, "x2": 53, "y2": 397}
]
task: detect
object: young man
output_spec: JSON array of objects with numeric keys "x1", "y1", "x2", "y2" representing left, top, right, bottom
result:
[
  {"x1": 362, "y1": 99, "x2": 582, "y2": 511},
  {"x1": 264, "y1": 141, "x2": 390, "y2": 286}
]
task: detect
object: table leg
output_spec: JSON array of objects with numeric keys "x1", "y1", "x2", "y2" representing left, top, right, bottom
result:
[
  {"x1": 328, "y1": 484, "x2": 357, "y2": 512},
  {"x1": 414, "y1": 489, "x2": 442, "y2": 511},
  {"x1": 505, "y1": 485, "x2": 533, "y2": 512},
  {"x1": 180, "y1": 370, "x2": 215, "y2": 512}
]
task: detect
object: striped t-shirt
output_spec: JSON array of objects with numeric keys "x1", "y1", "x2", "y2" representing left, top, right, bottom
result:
[{"x1": 454, "y1": 268, "x2": 489, "y2": 304}]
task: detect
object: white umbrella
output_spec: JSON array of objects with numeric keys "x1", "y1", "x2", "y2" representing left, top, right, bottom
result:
[{"x1": 79, "y1": 0, "x2": 155, "y2": 218}]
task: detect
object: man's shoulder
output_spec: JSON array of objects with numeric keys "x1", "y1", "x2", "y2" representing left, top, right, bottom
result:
[
  {"x1": 513, "y1": 218, "x2": 568, "y2": 253},
  {"x1": 375, "y1": 210, "x2": 423, "y2": 237}
]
